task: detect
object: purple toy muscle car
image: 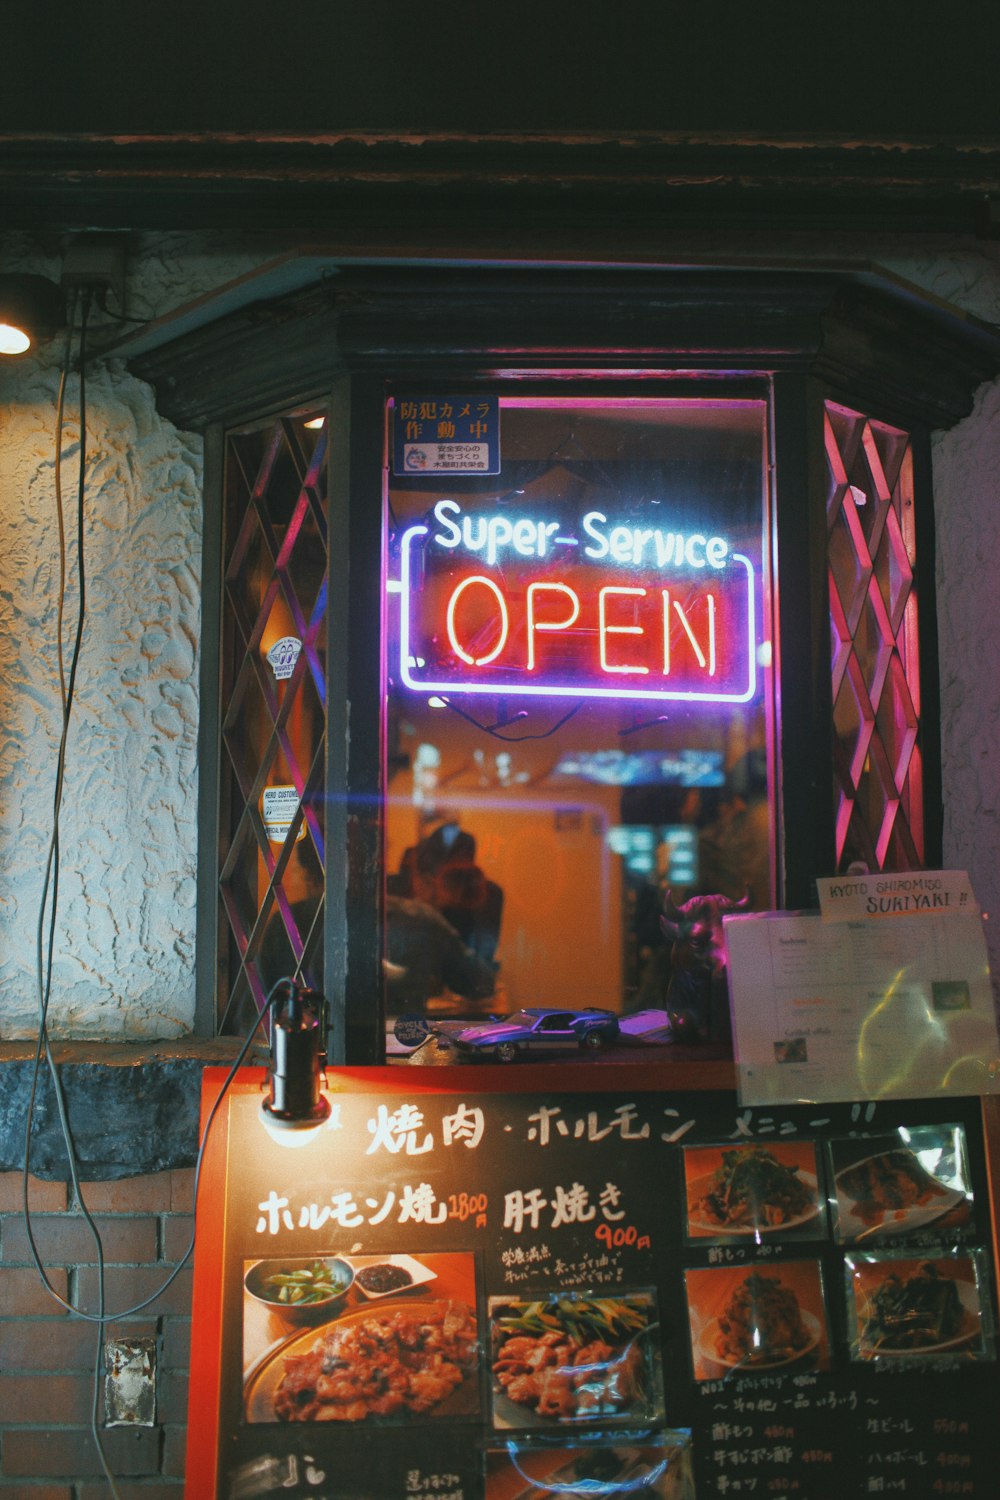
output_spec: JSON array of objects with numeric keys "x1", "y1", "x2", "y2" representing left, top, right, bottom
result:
[{"x1": 434, "y1": 1006, "x2": 620, "y2": 1062}]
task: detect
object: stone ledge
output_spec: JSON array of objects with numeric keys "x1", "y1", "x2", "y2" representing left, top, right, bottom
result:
[{"x1": 0, "y1": 1039, "x2": 249, "y2": 1182}]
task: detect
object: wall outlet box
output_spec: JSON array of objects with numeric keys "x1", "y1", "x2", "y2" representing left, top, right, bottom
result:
[{"x1": 61, "y1": 235, "x2": 126, "y2": 315}]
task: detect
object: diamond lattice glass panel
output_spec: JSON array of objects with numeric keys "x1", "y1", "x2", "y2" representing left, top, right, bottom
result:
[
  {"x1": 825, "y1": 403, "x2": 921, "y2": 873},
  {"x1": 829, "y1": 581, "x2": 852, "y2": 700},
  {"x1": 833, "y1": 651, "x2": 875, "y2": 794},
  {"x1": 828, "y1": 499, "x2": 872, "y2": 637},
  {"x1": 880, "y1": 809, "x2": 921, "y2": 872},
  {"x1": 225, "y1": 511, "x2": 274, "y2": 652},
  {"x1": 847, "y1": 735, "x2": 898, "y2": 868},
  {"x1": 217, "y1": 411, "x2": 329, "y2": 1032},
  {"x1": 856, "y1": 585, "x2": 894, "y2": 709},
  {"x1": 875, "y1": 655, "x2": 919, "y2": 792},
  {"x1": 222, "y1": 654, "x2": 274, "y2": 805},
  {"x1": 874, "y1": 501, "x2": 915, "y2": 636},
  {"x1": 220, "y1": 814, "x2": 271, "y2": 965}
]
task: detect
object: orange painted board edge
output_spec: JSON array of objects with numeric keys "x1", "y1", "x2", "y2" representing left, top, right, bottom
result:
[{"x1": 183, "y1": 1068, "x2": 235, "y2": 1498}]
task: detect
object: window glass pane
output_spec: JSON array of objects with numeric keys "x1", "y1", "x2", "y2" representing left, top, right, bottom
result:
[{"x1": 383, "y1": 395, "x2": 773, "y2": 1035}]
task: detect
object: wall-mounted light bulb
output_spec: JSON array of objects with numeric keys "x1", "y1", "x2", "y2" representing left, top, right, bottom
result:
[
  {"x1": 0, "y1": 274, "x2": 65, "y2": 357},
  {"x1": 0, "y1": 323, "x2": 31, "y2": 355},
  {"x1": 259, "y1": 1093, "x2": 331, "y2": 1148}
]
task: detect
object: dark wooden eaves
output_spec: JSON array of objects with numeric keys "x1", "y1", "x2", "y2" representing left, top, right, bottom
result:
[
  {"x1": 120, "y1": 266, "x2": 1000, "y2": 433},
  {"x1": 5, "y1": 132, "x2": 1000, "y2": 237}
]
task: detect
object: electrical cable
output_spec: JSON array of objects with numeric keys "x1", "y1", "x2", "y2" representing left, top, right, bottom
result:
[
  {"x1": 437, "y1": 694, "x2": 582, "y2": 741},
  {"x1": 22, "y1": 295, "x2": 289, "y2": 1496},
  {"x1": 83, "y1": 309, "x2": 149, "y2": 326},
  {"x1": 23, "y1": 982, "x2": 284, "y2": 1325},
  {"x1": 23, "y1": 289, "x2": 124, "y2": 1496}
]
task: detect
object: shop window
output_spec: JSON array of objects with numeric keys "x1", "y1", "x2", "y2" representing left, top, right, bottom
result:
[
  {"x1": 383, "y1": 394, "x2": 773, "y2": 1029},
  {"x1": 143, "y1": 268, "x2": 998, "y2": 1048},
  {"x1": 825, "y1": 402, "x2": 922, "y2": 873},
  {"x1": 216, "y1": 409, "x2": 329, "y2": 1034}
]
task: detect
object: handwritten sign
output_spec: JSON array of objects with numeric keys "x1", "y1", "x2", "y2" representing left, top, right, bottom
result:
[{"x1": 816, "y1": 870, "x2": 978, "y2": 922}]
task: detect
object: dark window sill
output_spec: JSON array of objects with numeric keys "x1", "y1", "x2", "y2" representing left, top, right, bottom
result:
[{"x1": 0, "y1": 1038, "x2": 247, "y2": 1181}]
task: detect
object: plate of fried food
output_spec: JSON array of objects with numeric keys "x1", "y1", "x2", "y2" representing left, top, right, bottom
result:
[
  {"x1": 489, "y1": 1292, "x2": 663, "y2": 1429},
  {"x1": 695, "y1": 1269, "x2": 824, "y2": 1374},
  {"x1": 244, "y1": 1297, "x2": 481, "y2": 1424}
]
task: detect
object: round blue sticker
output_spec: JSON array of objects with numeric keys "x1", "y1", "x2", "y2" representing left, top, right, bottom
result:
[{"x1": 393, "y1": 1014, "x2": 431, "y2": 1048}]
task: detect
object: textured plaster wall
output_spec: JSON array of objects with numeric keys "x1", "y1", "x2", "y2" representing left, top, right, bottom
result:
[
  {"x1": 1, "y1": 230, "x2": 1000, "y2": 1038},
  {"x1": 0, "y1": 233, "x2": 276, "y2": 1039},
  {"x1": 864, "y1": 245, "x2": 1000, "y2": 999},
  {"x1": 933, "y1": 379, "x2": 1000, "y2": 973}
]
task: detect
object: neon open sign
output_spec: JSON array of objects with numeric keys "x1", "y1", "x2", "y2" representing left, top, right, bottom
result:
[{"x1": 392, "y1": 500, "x2": 757, "y2": 704}]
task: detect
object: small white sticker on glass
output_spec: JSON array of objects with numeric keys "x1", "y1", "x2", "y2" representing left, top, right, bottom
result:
[
  {"x1": 266, "y1": 635, "x2": 302, "y2": 681},
  {"x1": 261, "y1": 785, "x2": 306, "y2": 843}
]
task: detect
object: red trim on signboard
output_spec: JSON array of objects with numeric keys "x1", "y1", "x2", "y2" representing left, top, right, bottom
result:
[{"x1": 184, "y1": 1069, "x2": 237, "y2": 1495}]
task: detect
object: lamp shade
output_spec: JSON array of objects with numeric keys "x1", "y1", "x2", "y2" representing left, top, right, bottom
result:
[
  {"x1": 259, "y1": 984, "x2": 331, "y2": 1138},
  {"x1": 0, "y1": 274, "x2": 65, "y2": 354}
]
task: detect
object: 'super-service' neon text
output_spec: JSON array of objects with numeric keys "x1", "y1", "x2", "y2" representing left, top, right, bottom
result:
[{"x1": 393, "y1": 498, "x2": 757, "y2": 704}]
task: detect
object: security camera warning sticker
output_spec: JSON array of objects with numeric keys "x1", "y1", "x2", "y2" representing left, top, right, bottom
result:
[{"x1": 393, "y1": 396, "x2": 500, "y2": 475}]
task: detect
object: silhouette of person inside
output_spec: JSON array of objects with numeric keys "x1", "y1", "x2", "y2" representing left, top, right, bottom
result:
[
  {"x1": 395, "y1": 822, "x2": 504, "y2": 971},
  {"x1": 259, "y1": 887, "x2": 497, "y2": 1018},
  {"x1": 384, "y1": 892, "x2": 496, "y2": 1013}
]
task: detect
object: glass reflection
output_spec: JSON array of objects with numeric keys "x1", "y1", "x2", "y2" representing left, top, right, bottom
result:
[{"x1": 384, "y1": 397, "x2": 773, "y2": 1034}]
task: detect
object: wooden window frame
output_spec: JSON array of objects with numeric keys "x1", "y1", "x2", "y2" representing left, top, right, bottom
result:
[{"x1": 123, "y1": 268, "x2": 995, "y2": 1055}]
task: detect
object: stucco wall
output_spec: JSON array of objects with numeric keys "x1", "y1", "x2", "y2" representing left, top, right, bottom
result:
[
  {"x1": 933, "y1": 378, "x2": 1000, "y2": 949},
  {"x1": 0, "y1": 234, "x2": 274, "y2": 1038},
  {"x1": 863, "y1": 245, "x2": 1000, "y2": 996},
  {"x1": 1, "y1": 231, "x2": 999, "y2": 1039}
]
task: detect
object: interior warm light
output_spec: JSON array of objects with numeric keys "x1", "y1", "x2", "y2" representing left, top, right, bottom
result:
[
  {"x1": 303, "y1": 416, "x2": 326, "y2": 429},
  {"x1": 0, "y1": 274, "x2": 65, "y2": 356}
]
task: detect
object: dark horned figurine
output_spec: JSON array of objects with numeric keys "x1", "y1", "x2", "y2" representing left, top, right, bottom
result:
[{"x1": 659, "y1": 889, "x2": 750, "y2": 1044}]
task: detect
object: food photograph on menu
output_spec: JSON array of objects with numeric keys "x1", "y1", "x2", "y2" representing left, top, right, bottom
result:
[
  {"x1": 682, "y1": 1141, "x2": 825, "y2": 1241},
  {"x1": 685, "y1": 1261, "x2": 831, "y2": 1381},
  {"x1": 845, "y1": 1249, "x2": 993, "y2": 1363},
  {"x1": 828, "y1": 1125, "x2": 973, "y2": 1243},
  {"x1": 488, "y1": 1291, "x2": 664, "y2": 1429},
  {"x1": 241, "y1": 1251, "x2": 481, "y2": 1424},
  {"x1": 483, "y1": 1430, "x2": 695, "y2": 1498}
]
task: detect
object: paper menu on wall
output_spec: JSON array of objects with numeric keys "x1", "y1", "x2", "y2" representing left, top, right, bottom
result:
[{"x1": 723, "y1": 908, "x2": 1000, "y2": 1106}]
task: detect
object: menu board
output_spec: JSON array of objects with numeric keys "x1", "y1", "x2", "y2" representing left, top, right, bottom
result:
[{"x1": 186, "y1": 1065, "x2": 1000, "y2": 1500}]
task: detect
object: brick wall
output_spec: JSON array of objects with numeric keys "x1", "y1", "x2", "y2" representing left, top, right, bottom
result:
[{"x1": 0, "y1": 1170, "x2": 194, "y2": 1497}]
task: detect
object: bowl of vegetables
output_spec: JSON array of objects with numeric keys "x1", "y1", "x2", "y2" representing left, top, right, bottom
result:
[{"x1": 244, "y1": 1257, "x2": 355, "y2": 1322}]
